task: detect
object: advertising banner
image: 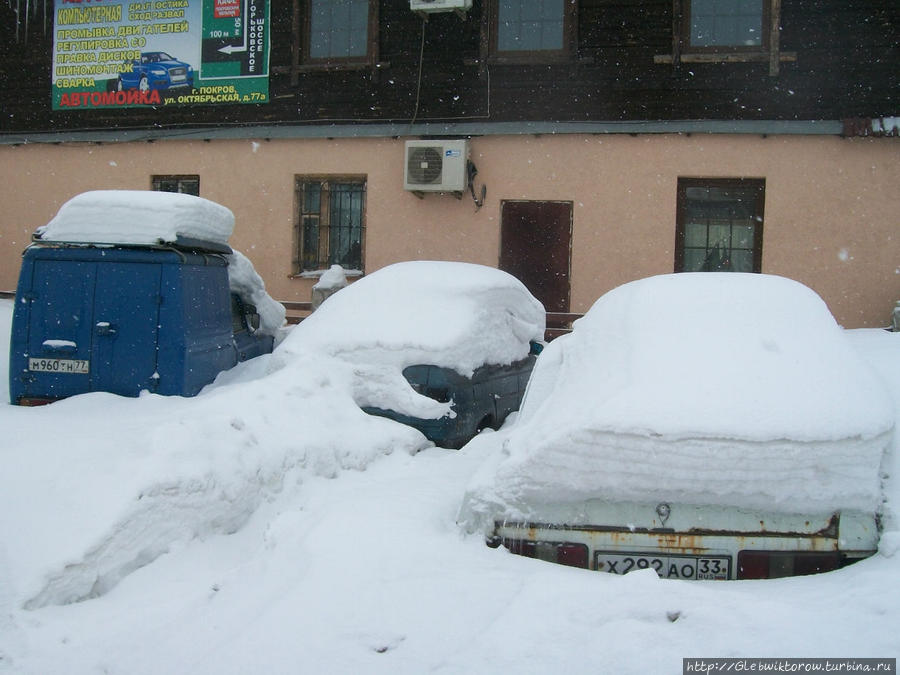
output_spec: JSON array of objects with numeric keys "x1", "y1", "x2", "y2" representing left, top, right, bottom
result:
[{"x1": 52, "y1": 0, "x2": 269, "y2": 110}]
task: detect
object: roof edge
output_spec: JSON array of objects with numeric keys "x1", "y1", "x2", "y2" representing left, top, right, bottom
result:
[{"x1": 0, "y1": 119, "x2": 853, "y2": 145}]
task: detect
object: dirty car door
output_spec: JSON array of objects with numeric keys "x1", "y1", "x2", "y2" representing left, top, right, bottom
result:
[
  {"x1": 23, "y1": 259, "x2": 96, "y2": 400},
  {"x1": 90, "y1": 262, "x2": 162, "y2": 396}
]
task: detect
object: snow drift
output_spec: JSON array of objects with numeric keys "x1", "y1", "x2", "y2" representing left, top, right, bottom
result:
[
  {"x1": 1, "y1": 294, "x2": 900, "y2": 673},
  {"x1": 460, "y1": 273, "x2": 894, "y2": 529},
  {"x1": 0, "y1": 356, "x2": 430, "y2": 610}
]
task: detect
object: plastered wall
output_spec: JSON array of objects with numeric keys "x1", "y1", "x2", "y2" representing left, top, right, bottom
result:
[{"x1": 1, "y1": 133, "x2": 897, "y2": 327}]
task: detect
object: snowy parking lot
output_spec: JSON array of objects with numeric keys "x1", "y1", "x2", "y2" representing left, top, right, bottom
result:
[{"x1": 0, "y1": 282, "x2": 898, "y2": 674}]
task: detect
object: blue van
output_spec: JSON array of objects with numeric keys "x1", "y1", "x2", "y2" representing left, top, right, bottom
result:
[{"x1": 9, "y1": 239, "x2": 273, "y2": 405}]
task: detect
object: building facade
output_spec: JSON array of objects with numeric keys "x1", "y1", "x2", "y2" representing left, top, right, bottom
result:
[{"x1": 1, "y1": 0, "x2": 898, "y2": 326}]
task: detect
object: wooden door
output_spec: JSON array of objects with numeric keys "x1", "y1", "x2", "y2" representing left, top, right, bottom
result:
[{"x1": 499, "y1": 200, "x2": 572, "y2": 313}]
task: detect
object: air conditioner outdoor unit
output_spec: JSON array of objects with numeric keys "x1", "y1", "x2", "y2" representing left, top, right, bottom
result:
[
  {"x1": 409, "y1": 0, "x2": 472, "y2": 14},
  {"x1": 404, "y1": 139, "x2": 469, "y2": 193}
]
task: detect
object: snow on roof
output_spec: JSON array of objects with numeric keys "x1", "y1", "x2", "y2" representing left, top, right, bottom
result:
[
  {"x1": 460, "y1": 273, "x2": 894, "y2": 525},
  {"x1": 36, "y1": 190, "x2": 234, "y2": 247},
  {"x1": 272, "y1": 261, "x2": 545, "y2": 420}
]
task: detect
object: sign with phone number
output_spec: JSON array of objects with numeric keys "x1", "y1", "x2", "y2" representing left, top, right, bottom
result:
[{"x1": 52, "y1": 0, "x2": 269, "y2": 109}]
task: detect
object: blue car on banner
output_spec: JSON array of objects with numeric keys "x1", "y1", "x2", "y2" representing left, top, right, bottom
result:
[{"x1": 117, "y1": 52, "x2": 194, "y2": 94}]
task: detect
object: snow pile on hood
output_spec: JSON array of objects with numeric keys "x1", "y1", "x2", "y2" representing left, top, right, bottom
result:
[
  {"x1": 274, "y1": 261, "x2": 545, "y2": 420},
  {"x1": 36, "y1": 190, "x2": 234, "y2": 247},
  {"x1": 226, "y1": 250, "x2": 286, "y2": 338},
  {"x1": 460, "y1": 274, "x2": 894, "y2": 528}
]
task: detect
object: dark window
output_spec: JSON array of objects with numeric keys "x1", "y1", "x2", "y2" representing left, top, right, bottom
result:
[
  {"x1": 301, "y1": 0, "x2": 376, "y2": 64},
  {"x1": 152, "y1": 175, "x2": 199, "y2": 196},
  {"x1": 489, "y1": 0, "x2": 575, "y2": 61},
  {"x1": 684, "y1": 0, "x2": 769, "y2": 51},
  {"x1": 657, "y1": 0, "x2": 788, "y2": 74},
  {"x1": 675, "y1": 178, "x2": 765, "y2": 273},
  {"x1": 498, "y1": 0, "x2": 563, "y2": 51},
  {"x1": 295, "y1": 177, "x2": 366, "y2": 273}
]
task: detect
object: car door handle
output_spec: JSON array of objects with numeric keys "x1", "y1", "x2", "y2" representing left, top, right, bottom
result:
[
  {"x1": 96, "y1": 322, "x2": 117, "y2": 336},
  {"x1": 42, "y1": 340, "x2": 77, "y2": 353}
]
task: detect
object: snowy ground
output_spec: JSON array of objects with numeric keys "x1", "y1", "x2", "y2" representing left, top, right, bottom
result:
[{"x1": 0, "y1": 297, "x2": 898, "y2": 674}]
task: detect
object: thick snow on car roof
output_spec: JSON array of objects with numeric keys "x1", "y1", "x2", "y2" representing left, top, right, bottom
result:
[
  {"x1": 277, "y1": 261, "x2": 546, "y2": 377},
  {"x1": 461, "y1": 273, "x2": 894, "y2": 523},
  {"x1": 37, "y1": 190, "x2": 234, "y2": 247},
  {"x1": 35, "y1": 190, "x2": 284, "y2": 337}
]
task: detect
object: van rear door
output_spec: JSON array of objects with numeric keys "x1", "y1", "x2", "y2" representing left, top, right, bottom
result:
[
  {"x1": 24, "y1": 259, "x2": 162, "y2": 399},
  {"x1": 90, "y1": 262, "x2": 162, "y2": 396},
  {"x1": 23, "y1": 259, "x2": 95, "y2": 400}
]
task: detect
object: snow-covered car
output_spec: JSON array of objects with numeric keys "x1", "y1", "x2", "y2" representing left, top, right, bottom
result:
[
  {"x1": 273, "y1": 261, "x2": 546, "y2": 449},
  {"x1": 459, "y1": 273, "x2": 895, "y2": 579},
  {"x1": 117, "y1": 52, "x2": 193, "y2": 94}
]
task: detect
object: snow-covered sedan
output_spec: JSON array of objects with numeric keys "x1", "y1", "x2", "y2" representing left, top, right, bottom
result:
[
  {"x1": 273, "y1": 261, "x2": 546, "y2": 449},
  {"x1": 459, "y1": 273, "x2": 894, "y2": 579}
]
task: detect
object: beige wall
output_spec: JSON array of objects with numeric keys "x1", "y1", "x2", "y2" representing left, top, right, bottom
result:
[{"x1": 1, "y1": 133, "x2": 897, "y2": 327}]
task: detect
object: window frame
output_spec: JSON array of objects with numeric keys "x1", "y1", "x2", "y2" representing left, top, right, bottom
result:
[
  {"x1": 293, "y1": 0, "x2": 379, "y2": 72},
  {"x1": 681, "y1": 0, "x2": 771, "y2": 54},
  {"x1": 674, "y1": 177, "x2": 765, "y2": 275},
  {"x1": 484, "y1": 0, "x2": 578, "y2": 65},
  {"x1": 293, "y1": 175, "x2": 367, "y2": 275},
  {"x1": 151, "y1": 174, "x2": 200, "y2": 196},
  {"x1": 655, "y1": 0, "x2": 792, "y2": 75}
]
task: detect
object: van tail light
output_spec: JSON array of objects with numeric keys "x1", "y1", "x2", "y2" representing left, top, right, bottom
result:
[
  {"x1": 737, "y1": 551, "x2": 841, "y2": 579},
  {"x1": 15, "y1": 397, "x2": 57, "y2": 407},
  {"x1": 501, "y1": 539, "x2": 589, "y2": 569}
]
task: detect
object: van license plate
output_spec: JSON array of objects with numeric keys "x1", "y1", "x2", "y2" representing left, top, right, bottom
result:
[
  {"x1": 596, "y1": 552, "x2": 730, "y2": 580},
  {"x1": 29, "y1": 358, "x2": 89, "y2": 374}
]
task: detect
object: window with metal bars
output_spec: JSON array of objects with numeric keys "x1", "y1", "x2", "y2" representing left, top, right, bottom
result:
[
  {"x1": 295, "y1": 177, "x2": 366, "y2": 273},
  {"x1": 151, "y1": 175, "x2": 200, "y2": 196},
  {"x1": 675, "y1": 178, "x2": 765, "y2": 273}
]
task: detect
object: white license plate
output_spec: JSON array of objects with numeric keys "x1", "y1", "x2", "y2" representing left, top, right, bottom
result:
[
  {"x1": 28, "y1": 358, "x2": 89, "y2": 374},
  {"x1": 596, "y1": 552, "x2": 730, "y2": 580}
]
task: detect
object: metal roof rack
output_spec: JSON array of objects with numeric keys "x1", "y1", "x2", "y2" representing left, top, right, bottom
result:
[{"x1": 30, "y1": 233, "x2": 233, "y2": 255}]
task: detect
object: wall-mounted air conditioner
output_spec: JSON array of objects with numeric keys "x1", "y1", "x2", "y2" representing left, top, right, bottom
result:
[
  {"x1": 404, "y1": 139, "x2": 468, "y2": 193},
  {"x1": 409, "y1": 0, "x2": 472, "y2": 14}
]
